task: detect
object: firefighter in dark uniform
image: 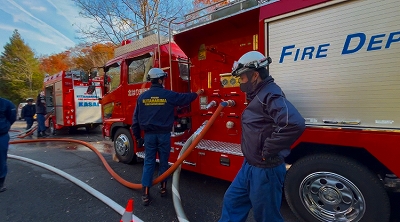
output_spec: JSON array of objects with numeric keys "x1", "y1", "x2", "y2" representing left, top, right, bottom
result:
[
  {"x1": 0, "y1": 97, "x2": 17, "y2": 192},
  {"x1": 219, "y1": 51, "x2": 305, "y2": 222},
  {"x1": 36, "y1": 93, "x2": 48, "y2": 137},
  {"x1": 21, "y1": 98, "x2": 36, "y2": 130},
  {"x1": 131, "y1": 68, "x2": 203, "y2": 206}
]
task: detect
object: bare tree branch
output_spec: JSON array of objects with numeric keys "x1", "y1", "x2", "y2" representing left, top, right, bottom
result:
[{"x1": 72, "y1": 0, "x2": 192, "y2": 44}]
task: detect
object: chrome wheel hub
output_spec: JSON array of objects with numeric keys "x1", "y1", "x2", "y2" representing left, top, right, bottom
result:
[
  {"x1": 115, "y1": 134, "x2": 130, "y2": 156},
  {"x1": 300, "y1": 172, "x2": 365, "y2": 221}
]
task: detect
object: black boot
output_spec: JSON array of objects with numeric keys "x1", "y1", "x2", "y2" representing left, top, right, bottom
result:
[
  {"x1": 159, "y1": 181, "x2": 167, "y2": 197},
  {"x1": 0, "y1": 177, "x2": 6, "y2": 192},
  {"x1": 37, "y1": 131, "x2": 43, "y2": 137},
  {"x1": 142, "y1": 187, "x2": 151, "y2": 206},
  {"x1": 41, "y1": 131, "x2": 49, "y2": 137}
]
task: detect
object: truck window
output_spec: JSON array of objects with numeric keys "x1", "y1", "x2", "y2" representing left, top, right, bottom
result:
[
  {"x1": 105, "y1": 65, "x2": 121, "y2": 93},
  {"x1": 178, "y1": 58, "x2": 190, "y2": 81},
  {"x1": 128, "y1": 55, "x2": 153, "y2": 84}
]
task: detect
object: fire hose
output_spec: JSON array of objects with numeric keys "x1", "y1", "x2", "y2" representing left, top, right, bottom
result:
[
  {"x1": 9, "y1": 101, "x2": 233, "y2": 220},
  {"x1": 9, "y1": 102, "x2": 228, "y2": 187},
  {"x1": 10, "y1": 109, "x2": 55, "y2": 139}
]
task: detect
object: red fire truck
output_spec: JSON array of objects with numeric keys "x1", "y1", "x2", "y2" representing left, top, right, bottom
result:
[
  {"x1": 101, "y1": 0, "x2": 400, "y2": 221},
  {"x1": 43, "y1": 70, "x2": 103, "y2": 134}
]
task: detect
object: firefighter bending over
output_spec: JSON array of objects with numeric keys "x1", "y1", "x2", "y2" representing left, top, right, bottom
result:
[
  {"x1": 131, "y1": 68, "x2": 204, "y2": 206},
  {"x1": 219, "y1": 51, "x2": 305, "y2": 222}
]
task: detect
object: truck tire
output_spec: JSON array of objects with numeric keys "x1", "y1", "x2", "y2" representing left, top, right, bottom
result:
[
  {"x1": 114, "y1": 128, "x2": 136, "y2": 164},
  {"x1": 284, "y1": 154, "x2": 390, "y2": 222}
]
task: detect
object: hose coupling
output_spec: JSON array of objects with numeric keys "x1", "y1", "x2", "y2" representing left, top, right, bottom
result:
[
  {"x1": 205, "y1": 100, "x2": 217, "y2": 110},
  {"x1": 221, "y1": 100, "x2": 235, "y2": 107}
]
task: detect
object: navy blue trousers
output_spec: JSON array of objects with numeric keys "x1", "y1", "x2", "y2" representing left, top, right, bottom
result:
[
  {"x1": 25, "y1": 117, "x2": 34, "y2": 130},
  {"x1": 0, "y1": 133, "x2": 10, "y2": 179},
  {"x1": 37, "y1": 114, "x2": 46, "y2": 132},
  {"x1": 141, "y1": 133, "x2": 171, "y2": 187},
  {"x1": 219, "y1": 160, "x2": 286, "y2": 222}
]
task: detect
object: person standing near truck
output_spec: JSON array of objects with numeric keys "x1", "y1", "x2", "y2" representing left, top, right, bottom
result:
[
  {"x1": 0, "y1": 97, "x2": 17, "y2": 192},
  {"x1": 219, "y1": 51, "x2": 305, "y2": 222},
  {"x1": 131, "y1": 68, "x2": 204, "y2": 206},
  {"x1": 21, "y1": 98, "x2": 36, "y2": 130},
  {"x1": 36, "y1": 93, "x2": 48, "y2": 137}
]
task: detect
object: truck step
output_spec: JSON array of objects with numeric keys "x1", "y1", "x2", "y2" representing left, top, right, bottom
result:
[
  {"x1": 135, "y1": 151, "x2": 175, "y2": 165},
  {"x1": 175, "y1": 139, "x2": 243, "y2": 156},
  {"x1": 136, "y1": 151, "x2": 145, "y2": 159}
]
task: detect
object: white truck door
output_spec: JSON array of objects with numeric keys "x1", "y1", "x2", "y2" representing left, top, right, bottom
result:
[
  {"x1": 74, "y1": 86, "x2": 102, "y2": 125},
  {"x1": 267, "y1": 0, "x2": 400, "y2": 129}
]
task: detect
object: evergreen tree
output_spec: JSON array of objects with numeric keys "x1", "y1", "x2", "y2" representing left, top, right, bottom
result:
[{"x1": 0, "y1": 29, "x2": 44, "y2": 105}]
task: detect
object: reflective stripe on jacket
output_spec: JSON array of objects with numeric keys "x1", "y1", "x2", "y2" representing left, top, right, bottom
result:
[{"x1": 132, "y1": 84, "x2": 198, "y2": 138}]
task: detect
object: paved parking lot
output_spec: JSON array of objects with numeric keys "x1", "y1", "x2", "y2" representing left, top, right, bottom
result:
[{"x1": 2, "y1": 121, "x2": 399, "y2": 222}]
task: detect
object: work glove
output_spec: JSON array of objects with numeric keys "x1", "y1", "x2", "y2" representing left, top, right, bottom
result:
[{"x1": 136, "y1": 138, "x2": 144, "y2": 148}]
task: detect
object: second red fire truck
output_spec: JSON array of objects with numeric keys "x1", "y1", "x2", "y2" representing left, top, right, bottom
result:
[
  {"x1": 100, "y1": 0, "x2": 400, "y2": 221},
  {"x1": 43, "y1": 70, "x2": 103, "y2": 134}
]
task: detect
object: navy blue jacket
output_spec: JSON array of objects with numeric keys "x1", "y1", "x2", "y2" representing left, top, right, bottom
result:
[
  {"x1": 22, "y1": 104, "x2": 36, "y2": 118},
  {"x1": 132, "y1": 84, "x2": 198, "y2": 138},
  {"x1": 241, "y1": 76, "x2": 305, "y2": 168},
  {"x1": 0, "y1": 98, "x2": 16, "y2": 135}
]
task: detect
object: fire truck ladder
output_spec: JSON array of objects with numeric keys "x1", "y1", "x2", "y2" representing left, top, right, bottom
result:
[
  {"x1": 115, "y1": 21, "x2": 170, "y2": 66},
  {"x1": 165, "y1": 0, "x2": 279, "y2": 88},
  {"x1": 172, "y1": 0, "x2": 278, "y2": 33},
  {"x1": 118, "y1": 19, "x2": 186, "y2": 91}
]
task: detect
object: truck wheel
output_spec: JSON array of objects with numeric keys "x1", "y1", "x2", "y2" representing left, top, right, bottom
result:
[
  {"x1": 114, "y1": 128, "x2": 136, "y2": 164},
  {"x1": 284, "y1": 154, "x2": 390, "y2": 222}
]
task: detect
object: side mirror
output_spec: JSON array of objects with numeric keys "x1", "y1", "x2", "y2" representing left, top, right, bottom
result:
[
  {"x1": 90, "y1": 71, "x2": 98, "y2": 79},
  {"x1": 86, "y1": 85, "x2": 96, "y2": 94}
]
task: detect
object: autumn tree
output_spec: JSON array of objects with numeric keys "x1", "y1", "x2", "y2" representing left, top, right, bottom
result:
[
  {"x1": 72, "y1": 0, "x2": 191, "y2": 44},
  {"x1": 0, "y1": 30, "x2": 43, "y2": 105},
  {"x1": 189, "y1": 0, "x2": 229, "y2": 22},
  {"x1": 70, "y1": 42, "x2": 115, "y2": 74},
  {"x1": 39, "y1": 42, "x2": 115, "y2": 77},
  {"x1": 193, "y1": 0, "x2": 227, "y2": 7},
  {"x1": 39, "y1": 51, "x2": 72, "y2": 75}
]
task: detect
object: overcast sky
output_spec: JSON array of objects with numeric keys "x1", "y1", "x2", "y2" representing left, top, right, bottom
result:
[{"x1": 0, "y1": 0, "x2": 94, "y2": 56}]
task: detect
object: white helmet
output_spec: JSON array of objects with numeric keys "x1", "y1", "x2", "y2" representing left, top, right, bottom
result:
[
  {"x1": 231, "y1": 51, "x2": 272, "y2": 77},
  {"x1": 147, "y1": 68, "x2": 168, "y2": 80}
]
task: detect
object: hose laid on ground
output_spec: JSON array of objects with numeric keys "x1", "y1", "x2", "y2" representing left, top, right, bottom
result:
[
  {"x1": 9, "y1": 138, "x2": 142, "y2": 189},
  {"x1": 9, "y1": 103, "x2": 227, "y2": 190},
  {"x1": 7, "y1": 154, "x2": 144, "y2": 222},
  {"x1": 9, "y1": 124, "x2": 37, "y2": 139},
  {"x1": 11, "y1": 109, "x2": 55, "y2": 139}
]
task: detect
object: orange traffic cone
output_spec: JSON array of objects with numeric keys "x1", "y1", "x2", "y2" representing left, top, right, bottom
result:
[{"x1": 120, "y1": 199, "x2": 134, "y2": 222}]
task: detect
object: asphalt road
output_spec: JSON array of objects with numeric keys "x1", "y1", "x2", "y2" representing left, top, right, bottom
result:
[{"x1": 1, "y1": 121, "x2": 399, "y2": 222}]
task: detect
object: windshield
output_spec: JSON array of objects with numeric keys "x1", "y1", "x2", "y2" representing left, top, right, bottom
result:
[{"x1": 104, "y1": 65, "x2": 121, "y2": 93}]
